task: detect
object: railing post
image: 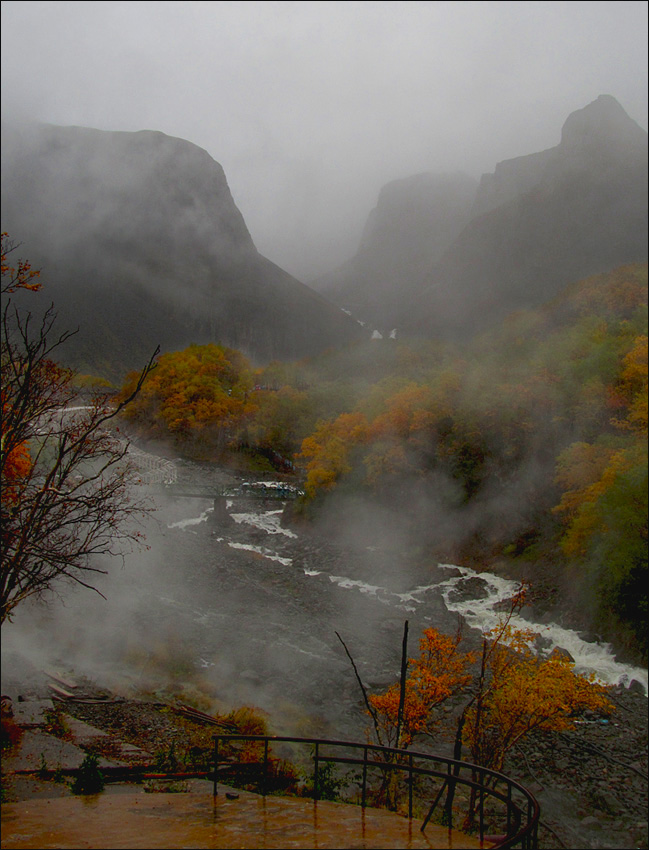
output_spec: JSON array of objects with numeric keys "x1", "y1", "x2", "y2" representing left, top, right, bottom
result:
[
  {"x1": 262, "y1": 738, "x2": 269, "y2": 796},
  {"x1": 506, "y1": 783, "x2": 512, "y2": 838},
  {"x1": 213, "y1": 736, "x2": 219, "y2": 797},
  {"x1": 527, "y1": 799, "x2": 537, "y2": 850},
  {"x1": 408, "y1": 753, "x2": 413, "y2": 819},
  {"x1": 313, "y1": 742, "x2": 319, "y2": 801},
  {"x1": 362, "y1": 746, "x2": 368, "y2": 808},
  {"x1": 478, "y1": 770, "x2": 485, "y2": 843}
]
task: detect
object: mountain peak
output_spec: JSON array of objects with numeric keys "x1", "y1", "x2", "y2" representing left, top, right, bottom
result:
[{"x1": 560, "y1": 94, "x2": 647, "y2": 152}]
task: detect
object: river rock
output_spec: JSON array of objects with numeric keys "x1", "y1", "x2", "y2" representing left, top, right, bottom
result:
[
  {"x1": 446, "y1": 576, "x2": 490, "y2": 602},
  {"x1": 549, "y1": 646, "x2": 575, "y2": 663},
  {"x1": 532, "y1": 633, "x2": 554, "y2": 655},
  {"x1": 591, "y1": 788, "x2": 624, "y2": 816}
]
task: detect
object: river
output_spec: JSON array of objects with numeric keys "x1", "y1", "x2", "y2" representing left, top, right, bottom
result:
[
  {"x1": 4, "y1": 449, "x2": 645, "y2": 745},
  {"x1": 2, "y1": 449, "x2": 646, "y2": 850},
  {"x1": 127, "y1": 453, "x2": 646, "y2": 744}
]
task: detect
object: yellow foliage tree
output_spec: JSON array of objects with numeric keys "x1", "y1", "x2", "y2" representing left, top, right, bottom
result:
[
  {"x1": 368, "y1": 627, "x2": 475, "y2": 748},
  {"x1": 462, "y1": 620, "x2": 613, "y2": 776},
  {"x1": 297, "y1": 412, "x2": 368, "y2": 499},
  {"x1": 553, "y1": 333, "x2": 648, "y2": 558},
  {"x1": 613, "y1": 335, "x2": 648, "y2": 434},
  {"x1": 120, "y1": 344, "x2": 254, "y2": 452}
]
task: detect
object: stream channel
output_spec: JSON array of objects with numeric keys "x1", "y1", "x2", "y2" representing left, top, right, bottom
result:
[{"x1": 101, "y1": 451, "x2": 647, "y2": 745}]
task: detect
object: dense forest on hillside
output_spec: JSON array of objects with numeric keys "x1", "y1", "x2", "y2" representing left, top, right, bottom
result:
[{"x1": 119, "y1": 263, "x2": 648, "y2": 662}]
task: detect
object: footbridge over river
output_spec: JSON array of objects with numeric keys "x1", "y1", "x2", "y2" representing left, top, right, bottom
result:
[
  {"x1": 124, "y1": 444, "x2": 178, "y2": 486},
  {"x1": 154, "y1": 481, "x2": 304, "y2": 501},
  {"x1": 122, "y1": 441, "x2": 303, "y2": 500}
]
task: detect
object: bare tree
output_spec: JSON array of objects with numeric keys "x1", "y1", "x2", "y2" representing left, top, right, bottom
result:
[{"x1": 1, "y1": 233, "x2": 158, "y2": 624}]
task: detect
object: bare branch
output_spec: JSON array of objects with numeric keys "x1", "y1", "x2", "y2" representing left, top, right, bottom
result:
[
  {"x1": 335, "y1": 630, "x2": 383, "y2": 746},
  {"x1": 1, "y1": 234, "x2": 159, "y2": 624}
]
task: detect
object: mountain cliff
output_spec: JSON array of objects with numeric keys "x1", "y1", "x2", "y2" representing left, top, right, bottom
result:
[
  {"x1": 1, "y1": 122, "x2": 364, "y2": 377},
  {"x1": 412, "y1": 94, "x2": 648, "y2": 337},
  {"x1": 315, "y1": 171, "x2": 478, "y2": 330},
  {"x1": 317, "y1": 95, "x2": 647, "y2": 338}
]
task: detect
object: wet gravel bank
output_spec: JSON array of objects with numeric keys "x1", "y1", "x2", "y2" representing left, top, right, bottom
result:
[{"x1": 2, "y1": 458, "x2": 647, "y2": 849}]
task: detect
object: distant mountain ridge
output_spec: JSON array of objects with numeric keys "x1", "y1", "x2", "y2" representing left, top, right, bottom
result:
[
  {"x1": 3, "y1": 95, "x2": 646, "y2": 374},
  {"x1": 317, "y1": 95, "x2": 648, "y2": 338},
  {"x1": 1, "y1": 122, "x2": 364, "y2": 378}
]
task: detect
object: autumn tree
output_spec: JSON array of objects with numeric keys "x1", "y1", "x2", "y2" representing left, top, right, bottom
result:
[
  {"x1": 368, "y1": 626, "x2": 475, "y2": 748},
  {"x1": 359, "y1": 588, "x2": 613, "y2": 821},
  {"x1": 613, "y1": 335, "x2": 648, "y2": 434},
  {"x1": 462, "y1": 622, "x2": 613, "y2": 777},
  {"x1": 552, "y1": 332, "x2": 648, "y2": 649},
  {"x1": 245, "y1": 384, "x2": 312, "y2": 460},
  {"x1": 297, "y1": 411, "x2": 369, "y2": 499},
  {"x1": 1, "y1": 234, "x2": 156, "y2": 623},
  {"x1": 118, "y1": 343, "x2": 254, "y2": 457},
  {"x1": 424, "y1": 588, "x2": 613, "y2": 827}
]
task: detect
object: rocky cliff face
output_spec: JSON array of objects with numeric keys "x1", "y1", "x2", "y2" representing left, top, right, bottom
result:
[
  {"x1": 407, "y1": 95, "x2": 648, "y2": 338},
  {"x1": 317, "y1": 95, "x2": 647, "y2": 339},
  {"x1": 1, "y1": 122, "x2": 363, "y2": 377},
  {"x1": 316, "y1": 171, "x2": 478, "y2": 331}
]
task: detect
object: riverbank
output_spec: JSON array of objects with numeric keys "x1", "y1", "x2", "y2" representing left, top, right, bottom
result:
[
  {"x1": 1, "y1": 663, "x2": 646, "y2": 850},
  {"x1": 2, "y1": 455, "x2": 646, "y2": 848}
]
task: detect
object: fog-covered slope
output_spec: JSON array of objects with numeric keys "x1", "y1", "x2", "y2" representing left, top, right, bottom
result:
[
  {"x1": 316, "y1": 95, "x2": 647, "y2": 339},
  {"x1": 1, "y1": 122, "x2": 364, "y2": 377},
  {"x1": 410, "y1": 95, "x2": 648, "y2": 337},
  {"x1": 315, "y1": 171, "x2": 478, "y2": 330}
]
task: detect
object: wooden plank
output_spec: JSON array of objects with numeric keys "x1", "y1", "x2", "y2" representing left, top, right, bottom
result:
[
  {"x1": 47, "y1": 683, "x2": 75, "y2": 699},
  {"x1": 43, "y1": 670, "x2": 77, "y2": 690}
]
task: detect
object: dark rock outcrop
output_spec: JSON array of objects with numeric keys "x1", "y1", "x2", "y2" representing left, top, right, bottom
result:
[{"x1": 1, "y1": 122, "x2": 364, "y2": 378}]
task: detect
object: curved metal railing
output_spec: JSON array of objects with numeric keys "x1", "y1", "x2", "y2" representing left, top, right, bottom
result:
[{"x1": 213, "y1": 734, "x2": 539, "y2": 849}]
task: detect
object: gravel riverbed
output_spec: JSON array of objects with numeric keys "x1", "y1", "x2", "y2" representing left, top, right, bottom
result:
[{"x1": 2, "y1": 459, "x2": 647, "y2": 848}]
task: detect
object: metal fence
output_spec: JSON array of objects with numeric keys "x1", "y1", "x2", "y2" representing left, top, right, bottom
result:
[{"x1": 213, "y1": 734, "x2": 539, "y2": 849}]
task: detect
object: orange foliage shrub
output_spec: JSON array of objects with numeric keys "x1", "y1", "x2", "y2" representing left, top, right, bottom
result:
[
  {"x1": 368, "y1": 627, "x2": 475, "y2": 747},
  {"x1": 463, "y1": 623, "x2": 613, "y2": 773}
]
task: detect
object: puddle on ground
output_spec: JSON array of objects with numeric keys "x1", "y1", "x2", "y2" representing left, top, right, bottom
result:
[{"x1": 1, "y1": 785, "x2": 490, "y2": 849}]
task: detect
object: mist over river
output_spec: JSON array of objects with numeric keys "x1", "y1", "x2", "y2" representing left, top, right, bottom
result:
[{"x1": 2, "y1": 451, "x2": 646, "y2": 746}]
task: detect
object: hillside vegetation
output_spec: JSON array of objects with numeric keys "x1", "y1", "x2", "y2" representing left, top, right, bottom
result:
[{"x1": 120, "y1": 264, "x2": 648, "y2": 661}]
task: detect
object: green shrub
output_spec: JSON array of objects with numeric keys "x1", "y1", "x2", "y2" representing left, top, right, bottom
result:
[{"x1": 71, "y1": 752, "x2": 105, "y2": 794}]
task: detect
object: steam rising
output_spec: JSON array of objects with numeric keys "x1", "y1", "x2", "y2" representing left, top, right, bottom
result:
[
  {"x1": 1, "y1": 1, "x2": 647, "y2": 730},
  {"x1": 3, "y1": 464, "x2": 645, "y2": 739}
]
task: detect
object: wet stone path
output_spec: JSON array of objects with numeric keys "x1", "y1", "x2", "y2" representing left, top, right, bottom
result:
[{"x1": 1, "y1": 784, "x2": 488, "y2": 849}]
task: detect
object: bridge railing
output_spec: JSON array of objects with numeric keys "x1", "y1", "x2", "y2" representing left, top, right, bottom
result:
[
  {"x1": 212, "y1": 734, "x2": 539, "y2": 849},
  {"x1": 118, "y1": 442, "x2": 178, "y2": 485},
  {"x1": 156, "y1": 482, "x2": 303, "y2": 500}
]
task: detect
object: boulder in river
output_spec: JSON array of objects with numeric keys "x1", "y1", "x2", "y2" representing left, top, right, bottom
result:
[
  {"x1": 446, "y1": 576, "x2": 490, "y2": 602},
  {"x1": 549, "y1": 646, "x2": 576, "y2": 663}
]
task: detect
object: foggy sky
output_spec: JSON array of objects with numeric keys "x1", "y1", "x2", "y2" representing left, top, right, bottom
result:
[{"x1": 1, "y1": 0, "x2": 647, "y2": 281}]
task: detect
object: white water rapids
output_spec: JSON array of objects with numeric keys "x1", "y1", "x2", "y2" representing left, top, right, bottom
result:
[{"x1": 168, "y1": 495, "x2": 647, "y2": 696}]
